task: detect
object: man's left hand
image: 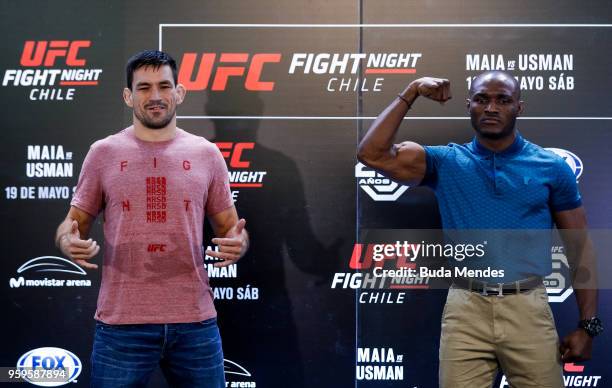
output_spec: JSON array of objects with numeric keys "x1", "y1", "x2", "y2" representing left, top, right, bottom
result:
[
  {"x1": 560, "y1": 329, "x2": 593, "y2": 362},
  {"x1": 207, "y1": 218, "x2": 248, "y2": 267}
]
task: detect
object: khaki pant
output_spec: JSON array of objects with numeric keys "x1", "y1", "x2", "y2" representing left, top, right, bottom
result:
[{"x1": 439, "y1": 284, "x2": 564, "y2": 388}]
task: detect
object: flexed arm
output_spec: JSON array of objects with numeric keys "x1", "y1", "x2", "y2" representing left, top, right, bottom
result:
[{"x1": 357, "y1": 77, "x2": 451, "y2": 185}]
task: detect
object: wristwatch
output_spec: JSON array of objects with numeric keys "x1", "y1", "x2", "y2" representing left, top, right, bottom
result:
[{"x1": 579, "y1": 317, "x2": 603, "y2": 337}]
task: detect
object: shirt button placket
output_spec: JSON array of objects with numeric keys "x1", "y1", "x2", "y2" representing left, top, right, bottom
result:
[{"x1": 493, "y1": 154, "x2": 501, "y2": 195}]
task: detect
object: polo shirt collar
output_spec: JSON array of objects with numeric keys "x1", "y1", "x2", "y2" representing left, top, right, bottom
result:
[{"x1": 470, "y1": 131, "x2": 525, "y2": 158}]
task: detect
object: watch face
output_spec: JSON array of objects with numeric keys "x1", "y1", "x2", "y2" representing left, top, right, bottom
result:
[{"x1": 582, "y1": 318, "x2": 603, "y2": 336}]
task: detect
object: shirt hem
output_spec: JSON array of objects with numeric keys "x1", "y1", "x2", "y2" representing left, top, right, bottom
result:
[
  {"x1": 94, "y1": 310, "x2": 217, "y2": 325},
  {"x1": 70, "y1": 200, "x2": 99, "y2": 218},
  {"x1": 552, "y1": 198, "x2": 582, "y2": 212}
]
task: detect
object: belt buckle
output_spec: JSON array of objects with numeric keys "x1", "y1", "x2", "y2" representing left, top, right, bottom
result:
[{"x1": 482, "y1": 283, "x2": 505, "y2": 297}]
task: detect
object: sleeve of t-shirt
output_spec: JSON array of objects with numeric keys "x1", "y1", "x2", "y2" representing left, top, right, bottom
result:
[
  {"x1": 419, "y1": 145, "x2": 453, "y2": 188},
  {"x1": 549, "y1": 157, "x2": 582, "y2": 212},
  {"x1": 70, "y1": 143, "x2": 104, "y2": 217},
  {"x1": 205, "y1": 146, "x2": 234, "y2": 216}
]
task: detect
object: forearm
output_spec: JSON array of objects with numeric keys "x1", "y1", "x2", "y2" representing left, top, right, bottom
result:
[
  {"x1": 357, "y1": 84, "x2": 418, "y2": 163},
  {"x1": 574, "y1": 288, "x2": 598, "y2": 320},
  {"x1": 566, "y1": 234, "x2": 598, "y2": 319},
  {"x1": 572, "y1": 240, "x2": 598, "y2": 319}
]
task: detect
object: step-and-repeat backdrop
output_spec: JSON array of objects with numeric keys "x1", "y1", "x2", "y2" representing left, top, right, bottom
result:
[{"x1": 2, "y1": 1, "x2": 611, "y2": 387}]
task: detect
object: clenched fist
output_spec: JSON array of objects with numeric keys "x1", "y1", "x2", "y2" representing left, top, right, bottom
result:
[{"x1": 401, "y1": 77, "x2": 452, "y2": 105}]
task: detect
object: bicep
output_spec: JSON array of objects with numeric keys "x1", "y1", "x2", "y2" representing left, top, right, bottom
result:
[
  {"x1": 553, "y1": 206, "x2": 587, "y2": 256},
  {"x1": 208, "y1": 205, "x2": 238, "y2": 238},
  {"x1": 364, "y1": 141, "x2": 427, "y2": 185},
  {"x1": 553, "y1": 206, "x2": 587, "y2": 230},
  {"x1": 553, "y1": 206, "x2": 592, "y2": 271}
]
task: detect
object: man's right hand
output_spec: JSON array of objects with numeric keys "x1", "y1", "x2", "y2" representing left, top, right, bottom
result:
[
  {"x1": 402, "y1": 77, "x2": 452, "y2": 104},
  {"x1": 59, "y1": 220, "x2": 100, "y2": 269}
]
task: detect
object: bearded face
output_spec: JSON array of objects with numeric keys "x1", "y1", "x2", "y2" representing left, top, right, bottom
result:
[{"x1": 126, "y1": 65, "x2": 183, "y2": 130}]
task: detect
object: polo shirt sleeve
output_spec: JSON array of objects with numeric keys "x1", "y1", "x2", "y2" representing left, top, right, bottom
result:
[
  {"x1": 70, "y1": 143, "x2": 104, "y2": 217},
  {"x1": 549, "y1": 158, "x2": 582, "y2": 212},
  {"x1": 420, "y1": 145, "x2": 453, "y2": 188}
]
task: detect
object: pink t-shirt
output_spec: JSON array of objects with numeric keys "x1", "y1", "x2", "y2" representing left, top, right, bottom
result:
[{"x1": 71, "y1": 127, "x2": 233, "y2": 324}]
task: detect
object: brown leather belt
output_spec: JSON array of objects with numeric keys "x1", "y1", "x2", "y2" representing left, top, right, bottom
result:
[{"x1": 452, "y1": 276, "x2": 543, "y2": 297}]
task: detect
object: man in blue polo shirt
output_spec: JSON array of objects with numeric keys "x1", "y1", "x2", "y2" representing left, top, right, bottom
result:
[{"x1": 357, "y1": 71, "x2": 601, "y2": 387}]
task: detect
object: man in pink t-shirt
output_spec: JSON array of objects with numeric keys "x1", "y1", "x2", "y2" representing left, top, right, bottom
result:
[{"x1": 54, "y1": 50, "x2": 249, "y2": 388}]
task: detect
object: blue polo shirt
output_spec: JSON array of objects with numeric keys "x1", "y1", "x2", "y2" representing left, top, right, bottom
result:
[{"x1": 421, "y1": 133, "x2": 581, "y2": 281}]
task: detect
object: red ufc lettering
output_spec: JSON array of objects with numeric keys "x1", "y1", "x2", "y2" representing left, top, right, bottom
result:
[
  {"x1": 212, "y1": 53, "x2": 248, "y2": 91},
  {"x1": 184, "y1": 199, "x2": 191, "y2": 211},
  {"x1": 120, "y1": 161, "x2": 128, "y2": 171},
  {"x1": 122, "y1": 200, "x2": 130, "y2": 211},
  {"x1": 348, "y1": 244, "x2": 373, "y2": 270},
  {"x1": 178, "y1": 53, "x2": 215, "y2": 90},
  {"x1": 183, "y1": 160, "x2": 191, "y2": 170},
  {"x1": 215, "y1": 142, "x2": 254, "y2": 168},
  {"x1": 147, "y1": 244, "x2": 167, "y2": 252},
  {"x1": 178, "y1": 53, "x2": 281, "y2": 91},
  {"x1": 564, "y1": 363, "x2": 585, "y2": 373},
  {"x1": 245, "y1": 54, "x2": 281, "y2": 91},
  {"x1": 20, "y1": 40, "x2": 91, "y2": 67},
  {"x1": 348, "y1": 243, "x2": 414, "y2": 270}
]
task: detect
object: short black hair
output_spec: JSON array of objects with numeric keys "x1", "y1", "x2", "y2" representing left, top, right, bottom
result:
[
  {"x1": 469, "y1": 70, "x2": 521, "y2": 100},
  {"x1": 126, "y1": 50, "x2": 177, "y2": 90}
]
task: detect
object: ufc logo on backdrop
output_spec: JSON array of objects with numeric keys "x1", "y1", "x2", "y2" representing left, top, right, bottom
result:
[
  {"x1": 178, "y1": 53, "x2": 282, "y2": 91},
  {"x1": 20, "y1": 40, "x2": 91, "y2": 67},
  {"x1": 348, "y1": 243, "x2": 416, "y2": 270},
  {"x1": 215, "y1": 142, "x2": 254, "y2": 168}
]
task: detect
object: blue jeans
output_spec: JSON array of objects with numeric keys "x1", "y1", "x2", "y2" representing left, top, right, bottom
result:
[{"x1": 91, "y1": 318, "x2": 225, "y2": 388}]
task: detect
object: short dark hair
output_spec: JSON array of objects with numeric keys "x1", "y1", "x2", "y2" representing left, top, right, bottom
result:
[
  {"x1": 469, "y1": 70, "x2": 521, "y2": 100},
  {"x1": 126, "y1": 50, "x2": 178, "y2": 90}
]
